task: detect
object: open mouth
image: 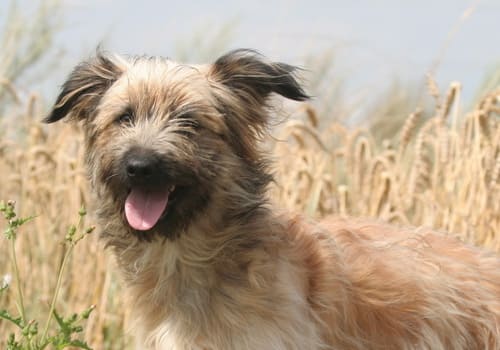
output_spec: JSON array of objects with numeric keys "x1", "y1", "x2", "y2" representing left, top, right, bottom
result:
[{"x1": 124, "y1": 185, "x2": 176, "y2": 231}]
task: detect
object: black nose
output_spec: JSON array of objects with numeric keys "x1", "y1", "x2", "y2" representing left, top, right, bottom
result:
[
  {"x1": 126, "y1": 158, "x2": 153, "y2": 178},
  {"x1": 124, "y1": 148, "x2": 161, "y2": 182}
]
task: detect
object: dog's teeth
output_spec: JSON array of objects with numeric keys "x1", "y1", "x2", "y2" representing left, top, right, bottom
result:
[{"x1": 169, "y1": 185, "x2": 175, "y2": 192}]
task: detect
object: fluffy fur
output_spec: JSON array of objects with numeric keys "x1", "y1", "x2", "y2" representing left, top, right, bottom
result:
[{"x1": 46, "y1": 49, "x2": 500, "y2": 350}]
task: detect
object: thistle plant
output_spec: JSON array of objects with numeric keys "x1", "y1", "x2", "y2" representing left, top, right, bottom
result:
[{"x1": 0, "y1": 200, "x2": 95, "y2": 350}]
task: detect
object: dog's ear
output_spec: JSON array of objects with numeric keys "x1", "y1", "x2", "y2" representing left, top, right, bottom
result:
[
  {"x1": 44, "y1": 53, "x2": 123, "y2": 123},
  {"x1": 209, "y1": 50, "x2": 309, "y2": 160},
  {"x1": 210, "y1": 49, "x2": 309, "y2": 103}
]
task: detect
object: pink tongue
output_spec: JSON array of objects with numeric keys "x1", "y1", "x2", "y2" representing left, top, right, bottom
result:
[{"x1": 125, "y1": 189, "x2": 169, "y2": 231}]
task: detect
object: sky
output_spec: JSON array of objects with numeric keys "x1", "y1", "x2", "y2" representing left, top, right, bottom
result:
[{"x1": 2, "y1": 0, "x2": 499, "y2": 106}]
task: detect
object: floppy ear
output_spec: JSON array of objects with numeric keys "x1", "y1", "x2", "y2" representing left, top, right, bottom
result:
[
  {"x1": 210, "y1": 49, "x2": 309, "y2": 103},
  {"x1": 44, "y1": 53, "x2": 123, "y2": 123},
  {"x1": 209, "y1": 49, "x2": 309, "y2": 161}
]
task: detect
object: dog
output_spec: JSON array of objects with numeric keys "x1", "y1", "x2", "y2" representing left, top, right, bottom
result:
[{"x1": 45, "y1": 49, "x2": 500, "y2": 349}]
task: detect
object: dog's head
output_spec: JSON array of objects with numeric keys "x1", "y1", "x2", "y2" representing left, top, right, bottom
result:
[{"x1": 46, "y1": 49, "x2": 308, "y2": 239}]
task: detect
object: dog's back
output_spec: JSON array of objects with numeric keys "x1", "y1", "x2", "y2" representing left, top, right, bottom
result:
[{"x1": 294, "y1": 216, "x2": 500, "y2": 349}]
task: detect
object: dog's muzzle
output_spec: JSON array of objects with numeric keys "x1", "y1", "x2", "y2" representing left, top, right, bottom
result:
[{"x1": 122, "y1": 147, "x2": 174, "y2": 231}]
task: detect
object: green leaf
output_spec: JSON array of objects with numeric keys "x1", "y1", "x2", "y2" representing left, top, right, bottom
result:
[
  {"x1": 53, "y1": 308, "x2": 71, "y2": 336},
  {"x1": 0, "y1": 309, "x2": 24, "y2": 328},
  {"x1": 6, "y1": 333, "x2": 21, "y2": 350},
  {"x1": 11, "y1": 215, "x2": 36, "y2": 228}
]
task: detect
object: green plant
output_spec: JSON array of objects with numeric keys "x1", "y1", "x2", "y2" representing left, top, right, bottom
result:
[{"x1": 0, "y1": 200, "x2": 95, "y2": 350}]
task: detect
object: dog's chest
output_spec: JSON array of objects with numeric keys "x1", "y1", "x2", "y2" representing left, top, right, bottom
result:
[
  {"x1": 126, "y1": 242, "x2": 322, "y2": 350},
  {"x1": 124, "y1": 241, "x2": 232, "y2": 339}
]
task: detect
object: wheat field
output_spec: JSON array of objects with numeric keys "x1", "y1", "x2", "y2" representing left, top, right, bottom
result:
[
  {"x1": 0, "y1": 0, "x2": 500, "y2": 342},
  {"x1": 1, "y1": 3, "x2": 499, "y2": 349},
  {"x1": 0, "y1": 69, "x2": 499, "y2": 347}
]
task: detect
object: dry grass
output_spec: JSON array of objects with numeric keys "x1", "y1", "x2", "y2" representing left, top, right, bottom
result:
[
  {"x1": 1, "y1": 3, "x2": 498, "y2": 348},
  {"x1": 0, "y1": 0, "x2": 60, "y2": 105},
  {"x1": 272, "y1": 84, "x2": 500, "y2": 249},
  {"x1": 0, "y1": 80, "x2": 499, "y2": 348},
  {"x1": 0, "y1": 96, "x2": 131, "y2": 347}
]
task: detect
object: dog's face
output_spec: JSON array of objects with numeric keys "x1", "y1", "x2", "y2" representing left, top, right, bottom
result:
[{"x1": 45, "y1": 50, "x2": 307, "y2": 240}]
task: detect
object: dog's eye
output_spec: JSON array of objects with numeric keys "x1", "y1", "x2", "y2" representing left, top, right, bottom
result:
[
  {"x1": 179, "y1": 117, "x2": 199, "y2": 129},
  {"x1": 117, "y1": 113, "x2": 134, "y2": 125},
  {"x1": 174, "y1": 113, "x2": 200, "y2": 133}
]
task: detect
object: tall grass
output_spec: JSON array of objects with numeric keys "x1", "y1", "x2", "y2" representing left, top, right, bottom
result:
[
  {"x1": 0, "y1": 2, "x2": 498, "y2": 348},
  {"x1": 0, "y1": 0, "x2": 60, "y2": 106},
  {"x1": 0, "y1": 78, "x2": 498, "y2": 348},
  {"x1": 271, "y1": 83, "x2": 500, "y2": 250}
]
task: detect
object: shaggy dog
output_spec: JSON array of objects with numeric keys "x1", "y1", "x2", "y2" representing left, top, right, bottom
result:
[{"x1": 45, "y1": 50, "x2": 500, "y2": 349}]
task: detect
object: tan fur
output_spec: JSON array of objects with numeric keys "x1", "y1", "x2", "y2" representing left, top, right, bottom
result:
[{"x1": 46, "y1": 50, "x2": 500, "y2": 350}]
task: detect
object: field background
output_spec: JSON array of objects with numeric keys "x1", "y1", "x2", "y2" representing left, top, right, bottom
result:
[{"x1": 0, "y1": 1, "x2": 499, "y2": 349}]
